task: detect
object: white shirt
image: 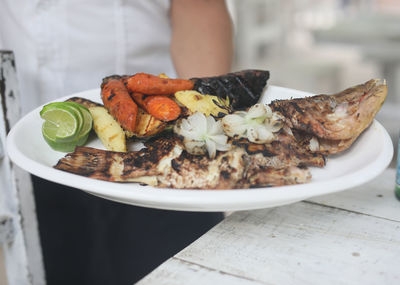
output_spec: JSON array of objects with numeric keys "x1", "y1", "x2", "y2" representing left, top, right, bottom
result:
[{"x1": 0, "y1": 0, "x2": 176, "y2": 115}]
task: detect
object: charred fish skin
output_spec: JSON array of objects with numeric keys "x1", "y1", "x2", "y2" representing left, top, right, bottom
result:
[
  {"x1": 157, "y1": 147, "x2": 247, "y2": 189},
  {"x1": 191, "y1": 70, "x2": 270, "y2": 110},
  {"x1": 232, "y1": 131, "x2": 326, "y2": 169},
  {"x1": 292, "y1": 129, "x2": 358, "y2": 155},
  {"x1": 270, "y1": 79, "x2": 387, "y2": 141},
  {"x1": 54, "y1": 132, "x2": 322, "y2": 189},
  {"x1": 54, "y1": 136, "x2": 183, "y2": 182},
  {"x1": 244, "y1": 166, "x2": 311, "y2": 188}
]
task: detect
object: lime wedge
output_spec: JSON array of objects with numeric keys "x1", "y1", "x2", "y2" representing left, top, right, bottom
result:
[
  {"x1": 40, "y1": 101, "x2": 93, "y2": 152},
  {"x1": 40, "y1": 102, "x2": 84, "y2": 141},
  {"x1": 40, "y1": 106, "x2": 80, "y2": 140},
  {"x1": 42, "y1": 126, "x2": 79, "y2": 152},
  {"x1": 73, "y1": 104, "x2": 93, "y2": 139}
]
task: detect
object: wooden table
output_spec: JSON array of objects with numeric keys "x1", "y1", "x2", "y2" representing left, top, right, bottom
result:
[{"x1": 137, "y1": 168, "x2": 400, "y2": 285}]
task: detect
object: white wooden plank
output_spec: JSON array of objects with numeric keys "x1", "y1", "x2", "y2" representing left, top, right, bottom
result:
[
  {"x1": 308, "y1": 168, "x2": 400, "y2": 222},
  {"x1": 137, "y1": 257, "x2": 269, "y2": 285},
  {"x1": 0, "y1": 215, "x2": 14, "y2": 243},
  {"x1": 174, "y1": 202, "x2": 400, "y2": 285},
  {"x1": 0, "y1": 50, "x2": 45, "y2": 285}
]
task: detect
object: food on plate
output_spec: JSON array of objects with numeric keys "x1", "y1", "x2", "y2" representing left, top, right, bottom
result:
[
  {"x1": 125, "y1": 72, "x2": 194, "y2": 95},
  {"x1": 101, "y1": 75, "x2": 138, "y2": 133},
  {"x1": 133, "y1": 107, "x2": 168, "y2": 137},
  {"x1": 54, "y1": 77, "x2": 387, "y2": 189},
  {"x1": 67, "y1": 96, "x2": 102, "y2": 109},
  {"x1": 174, "y1": 112, "x2": 230, "y2": 159},
  {"x1": 89, "y1": 106, "x2": 127, "y2": 152},
  {"x1": 67, "y1": 97, "x2": 127, "y2": 152},
  {"x1": 40, "y1": 102, "x2": 93, "y2": 152},
  {"x1": 130, "y1": 92, "x2": 181, "y2": 121},
  {"x1": 54, "y1": 130, "x2": 323, "y2": 189},
  {"x1": 68, "y1": 96, "x2": 169, "y2": 148},
  {"x1": 54, "y1": 135, "x2": 246, "y2": 189},
  {"x1": 174, "y1": 90, "x2": 230, "y2": 117},
  {"x1": 292, "y1": 130, "x2": 359, "y2": 155},
  {"x1": 245, "y1": 166, "x2": 311, "y2": 187},
  {"x1": 222, "y1": 103, "x2": 285, "y2": 144},
  {"x1": 270, "y1": 79, "x2": 386, "y2": 140},
  {"x1": 231, "y1": 132, "x2": 326, "y2": 169},
  {"x1": 270, "y1": 79, "x2": 387, "y2": 154},
  {"x1": 191, "y1": 69, "x2": 270, "y2": 110}
]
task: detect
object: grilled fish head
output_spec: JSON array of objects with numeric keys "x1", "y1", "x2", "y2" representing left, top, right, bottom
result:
[{"x1": 270, "y1": 79, "x2": 387, "y2": 140}]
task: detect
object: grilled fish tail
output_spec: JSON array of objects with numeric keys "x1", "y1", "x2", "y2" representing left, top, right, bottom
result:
[
  {"x1": 55, "y1": 136, "x2": 183, "y2": 183},
  {"x1": 55, "y1": 146, "x2": 118, "y2": 181}
]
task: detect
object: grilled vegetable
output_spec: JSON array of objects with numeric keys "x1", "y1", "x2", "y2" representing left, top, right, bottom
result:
[
  {"x1": 67, "y1": 97, "x2": 127, "y2": 152},
  {"x1": 132, "y1": 107, "x2": 168, "y2": 138},
  {"x1": 191, "y1": 69, "x2": 270, "y2": 110},
  {"x1": 131, "y1": 93, "x2": 181, "y2": 122},
  {"x1": 174, "y1": 90, "x2": 230, "y2": 117},
  {"x1": 89, "y1": 106, "x2": 127, "y2": 152},
  {"x1": 101, "y1": 75, "x2": 138, "y2": 133},
  {"x1": 125, "y1": 73, "x2": 194, "y2": 95}
]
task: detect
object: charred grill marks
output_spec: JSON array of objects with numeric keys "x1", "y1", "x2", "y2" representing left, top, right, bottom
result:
[
  {"x1": 289, "y1": 101, "x2": 304, "y2": 114},
  {"x1": 191, "y1": 69, "x2": 270, "y2": 109},
  {"x1": 234, "y1": 76, "x2": 257, "y2": 100},
  {"x1": 107, "y1": 92, "x2": 116, "y2": 101}
]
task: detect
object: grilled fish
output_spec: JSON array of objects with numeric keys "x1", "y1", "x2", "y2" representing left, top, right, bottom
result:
[
  {"x1": 233, "y1": 130, "x2": 326, "y2": 169},
  {"x1": 54, "y1": 132, "x2": 318, "y2": 189},
  {"x1": 243, "y1": 166, "x2": 311, "y2": 188},
  {"x1": 292, "y1": 129, "x2": 358, "y2": 155},
  {"x1": 158, "y1": 147, "x2": 247, "y2": 189},
  {"x1": 270, "y1": 79, "x2": 387, "y2": 140},
  {"x1": 55, "y1": 136, "x2": 183, "y2": 185}
]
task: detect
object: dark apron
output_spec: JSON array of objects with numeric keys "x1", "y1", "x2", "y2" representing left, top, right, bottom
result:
[{"x1": 32, "y1": 175, "x2": 223, "y2": 285}]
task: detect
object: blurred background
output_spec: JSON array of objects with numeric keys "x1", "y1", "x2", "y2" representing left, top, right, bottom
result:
[{"x1": 230, "y1": 0, "x2": 400, "y2": 164}]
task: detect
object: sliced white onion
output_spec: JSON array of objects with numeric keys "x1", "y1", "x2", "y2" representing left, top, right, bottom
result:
[
  {"x1": 209, "y1": 134, "x2": 228, "y2": 146},
  {"x1": 206, "y1": 116, "x2": 223, "y2": 135},
  {"x1": 222, "y1": 114, "x2": 247, "y2": 137},
  {"x1": 205, "y1": 138, "x2": 217, "y2": 159},
  {"x1": 247, "y1": 125, "x2": 274, "y2": 143},
  {"x1": 247, "y1": 103, "x2": 267, "y2": 119},
  {"x1": 255, "y1": 126, "x2": 274, "y2": 143},
  {"x1": 174, "y1": 112, "x2": 230, "y2": 158},
  {"x1": 222, "y1": 104, "x2": 284, "y2": 144},
  {"x1": 187, "y1": 112, "x2": 207, "y2": 134},
  {"x1": 264, "y1": 105, "x2": 273, "y2": 117}
]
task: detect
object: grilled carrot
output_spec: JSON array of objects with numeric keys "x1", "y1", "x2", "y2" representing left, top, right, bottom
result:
[
  {"x1": 125, "y1": 73, "x2": 194, "y2": 95},
  {"x1": 101, "y1": 75, "x2": 138, "y2": 132},
  {"x1": 131, "y1": 93, "x2": 181, "y2": 121}
]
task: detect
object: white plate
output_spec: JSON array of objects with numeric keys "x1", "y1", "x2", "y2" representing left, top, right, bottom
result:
[{"x1": 6, "y1": 86, "x2": 393, "y2": 212}]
